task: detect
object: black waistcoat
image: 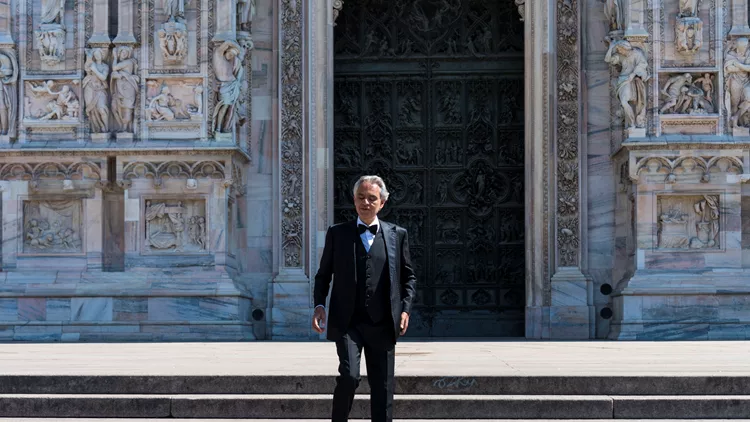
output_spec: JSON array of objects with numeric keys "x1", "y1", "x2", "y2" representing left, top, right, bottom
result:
[{"x1": 353, "y1": 228, "x2": 390, "y2": 325}]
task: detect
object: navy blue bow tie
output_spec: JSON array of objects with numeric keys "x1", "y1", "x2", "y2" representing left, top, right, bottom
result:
[{"x1": 358, "y1": 224, "x2": 378, "y2": 235}]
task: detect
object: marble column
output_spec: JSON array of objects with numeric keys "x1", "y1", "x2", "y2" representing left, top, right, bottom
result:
[
  {"x1": 113, "y1": 0, "x2": 137, "y2": 45},
  {"x1": 213, "y1": 0, "x2": 237, "y2": 42}
]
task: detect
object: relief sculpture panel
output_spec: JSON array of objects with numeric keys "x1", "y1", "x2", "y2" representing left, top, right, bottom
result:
[
  {"x1": 143, "y1": 199, "x2": 206, "y2": 254},
  {"x1": 22, "y1": 199, "x2": 83, "y2": 254},
  {"x1": 657, "y1": 195, "x2": 720, "y2": 250}
]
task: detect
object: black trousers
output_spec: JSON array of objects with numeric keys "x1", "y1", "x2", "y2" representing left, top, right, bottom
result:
[{"x1": 331, "y1": 321, "x2": 395, "y2": 422}]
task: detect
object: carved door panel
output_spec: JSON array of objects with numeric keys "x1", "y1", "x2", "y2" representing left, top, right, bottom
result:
[{"x1": 333, "y1": 0, "x2": 524, "y2": 337}]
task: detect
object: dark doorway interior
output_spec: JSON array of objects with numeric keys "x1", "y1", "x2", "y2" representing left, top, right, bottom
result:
[{"x1": 333, "y1": 0, "x2": 525, "y2": 337}]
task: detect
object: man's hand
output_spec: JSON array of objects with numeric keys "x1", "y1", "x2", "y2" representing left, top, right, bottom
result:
[
  {"x1": 312, "y1": 306, "x2": 326, "y2": 334},
  {"x1": 399, "y1": 312, "x2": 409, "y2": 336}
]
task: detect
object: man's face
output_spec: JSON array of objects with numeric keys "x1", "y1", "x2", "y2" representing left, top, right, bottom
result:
[{"x1": 354, "y1": 182, "x2": 385, "y2": 223}]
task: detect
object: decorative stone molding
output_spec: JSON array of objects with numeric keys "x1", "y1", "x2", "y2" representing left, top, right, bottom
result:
[
  {"x1": 631, "y1": 152, "x2": 744, "y2": 184},
  {"x1": 0, "y1": 160, "x2": 102, "y2": 181},
  {"x1": 333, "y1": 0, "x2": 344, "y2": 24},
  {"x1": 279, "y1": 0, "x2": 303, "y2": 268},
  {"x1": 122, "y1": 160, "x2": 227, "y2": 188},
  {"x1": 516, "y1": 0, "x2": 525, "y2": 21}
]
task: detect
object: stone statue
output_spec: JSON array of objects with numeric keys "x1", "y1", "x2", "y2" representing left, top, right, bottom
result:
[
  {"x1": 675, "y1": 17, "x2": 702, "y2": 55},
  {"x1": 724, "y1": 38, "x2": 750, "y2": 127},
  {"x1": 82, "y1": 48, "x2": 110, "y2": 133},
  {"x1": 0, "y1": 50, "x2": 18, "y2": 137},
  {"x1": 212, "y1": 40, "x2": 245, "y2": 134},
  {"x1": 192, "y1": 85, "x2": 203, "y2": 115},
  {"x1": 36, "y1": 26, "x2": 66, "y2": 66},
  {"x1": 40, "y1": 0, "x2": 65, "y2": 25},
  {"x1": 157, "y1": 26, "x2": 188, "y2": 64},
  {"x1": 237, "y1": 0, "x2": 256, "y2": 31},
  {"x1": 188, "y1": 215, "x2": 206, "y2": 250},
  {"x1": 111, "y1": 46, "x2": 139, "y2": 133},
  {"x1": 165, "y1": 0, "x2": 189, "y2": 23},
  {"x1": 660, "y1": 73, "x2": 693, "y2": 113},
  {"x1": 693, "y1": 73, "x2": 714, "y2": 106},
  {"x1": 603, "y1": 0, "x2": 624, "y2": 32},
  {"x1": 148, "y1": 85, "x2": 188, "y2": 121},
  {"x1": 604, "y1": 40, "x2": 650, "y2": 129},
  {"x1": 29, "y1": 81, "x2": 79, "y2": 120},
  {"x1": 678, "y1": 0, "x2": 699, "y2": 17}
]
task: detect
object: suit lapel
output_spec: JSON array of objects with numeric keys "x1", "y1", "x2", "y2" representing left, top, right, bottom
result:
[
  {"x1": 348, "y1": 220, "x2": 358, "y2": 282},
  {"x1": 381, "y1": 221, "x2": 398, "y2": 285}
]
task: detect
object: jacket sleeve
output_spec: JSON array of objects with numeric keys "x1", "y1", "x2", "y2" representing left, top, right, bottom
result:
[
  {"x1": 399, "y1": 228, "x2": 418, "y2": 315},
  {"x1": 313, "y1": 226, "x2": 335, "y2": 307}
]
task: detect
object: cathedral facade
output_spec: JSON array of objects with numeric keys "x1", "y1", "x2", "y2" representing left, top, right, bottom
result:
[{"x1": 0, "y1": 0, "x2": 743, "y2": 341}]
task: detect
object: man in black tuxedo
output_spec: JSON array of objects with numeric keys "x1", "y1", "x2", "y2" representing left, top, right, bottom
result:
[{"x1": 312, "y1": 175, "x2": 417, "y2": 422}]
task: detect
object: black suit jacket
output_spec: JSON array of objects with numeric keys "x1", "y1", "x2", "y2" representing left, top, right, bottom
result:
[{"x1": 314, "y1": 220, "x2": 418, "y2": 343}]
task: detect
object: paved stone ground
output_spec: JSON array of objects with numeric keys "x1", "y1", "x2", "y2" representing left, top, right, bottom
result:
[{"x1": 0, "y1": 340, "x2": 747, "y2": 376}]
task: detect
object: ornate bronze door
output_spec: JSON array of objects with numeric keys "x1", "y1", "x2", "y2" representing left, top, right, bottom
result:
[{"x1": 333, "y1": 0, "x2": 524, "y2": 336}]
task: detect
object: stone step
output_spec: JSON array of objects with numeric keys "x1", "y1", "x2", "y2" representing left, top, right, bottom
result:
[
  {"x1": 1, "y1": 375, "x2": 748, "y2": 395},
  {"x1": 0, "y1": 420, "x2": 741, "y2": 422},
  {"x1": 0, "y1": 394, "x2": 749, "y2": 419}
]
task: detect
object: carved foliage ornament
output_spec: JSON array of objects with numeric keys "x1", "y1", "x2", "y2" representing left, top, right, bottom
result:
[
  {"x1": 281, "y1": 0, "x2": 304, "y2": 267},
  {"x1": 515, "y1": 0, "x2": 525, "y2": 21},
  {"x1": 122, "y1": 160, "x2": 227, "y2": 188}
]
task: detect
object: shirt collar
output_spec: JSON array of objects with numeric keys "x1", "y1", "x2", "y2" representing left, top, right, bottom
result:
[{"x1": 357, "y1": 216, "x2": 380, "y2": 233}]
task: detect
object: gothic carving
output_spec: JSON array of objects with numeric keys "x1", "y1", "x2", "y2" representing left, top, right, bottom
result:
[
  {"x1": 188, "y1": 215, "x2": 207, "y2": 250},
  {"x1": 0, "y1": 49, "x2": 18, "y2": 137},
  {"x1": 36, "y1": 0, "x2": 66, "y2": 66},
  {"x1": 157, "y1": 24, "x2": 188, "y2": 64},
  {"x1": 660, "y1": 73, "x2": 714, "y2": 114},
  {"x1": 23, "y1": 200, "x2": 83, "y2": 254},
  {"x1": 146, "y1": 82, "x2": 191, "y2": 121},
  {"x1": 280, "y1": 0, "x2": 303, "y2": 267},
  {"x1": 634, "y1": 154, "x2": 743, "y2": 184},
  {"x1": 724, "y1": 38, "x2": 750, "y2": 128},
  {"x1": 657, "y1": 195, "x2": 719, "y2": 250},
  {"x1": 675, "y1": 17, "x2": 702, "y2": 55},
  {"x1": 678, "y1": 0, "x2": 699, "y2": 17},
  {"x1": 144, "y1": 199, "x2": 206, "y2": 253},
  {"x1": 83, "y1": 48, "x2": 110, "y2": 133},
  {"x1": 237, "y1": 0, "x2": 256, "y2": 31},
  {"x1": 603, "y1": 0, "x2": 624, "y2": 32},
  {"x1": 333, "y1": 0, "x2": 344, "y2": 24},
  {"x1": 26, "y1": 81, "x2": 80, "y2": 121},
  {"x1": 605, "y1": 40, "x2": 650, "y2": 130},
  {"x1": 212, "y1": 40, "x2": 245, "y2": 136},
  {"x1": 123, "y1": 160, "x2": 226, "y2": 187},
  {"x1": 111, "y1": 46, "x2": 139, "y2": 134}
]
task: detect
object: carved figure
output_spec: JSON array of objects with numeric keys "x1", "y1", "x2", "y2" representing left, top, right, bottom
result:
[
  {"x1": 29, "y1": 81, "x2": 79, "y2": 120},
  {"x1": 148, "y1": 85, "x2": 188, "y2": 121},
  {"x1": 191, "y1": 85, "x2": 203, "y2": 115},
  {"x1": 604, "y1": 40, "x2": 650, "y2": 129},
  {"x1": 165, "y1": 0, "x2": 189, "y2": 23},
  {"x1": 157, "y1": 25, "x2": 188, "y2": 63},
  {"x1": 40, "y1": 0, "x2": 65, "y2": 24},
  {"x1": 603, "y1": 0, "x2": 624, "y2": 31},
  {"x1": 82, "y1": 48, "x2": 110, "y2": 133},
  {"x1": 675, "y1": 18, "x2": 702, "y2": 55},
  {"x1": 145, "y1": 201, "x2": 185, "y2": 251},
  {"x1": 658, "y1": 208, "x2": 689, "y2": 248},
  {"x1": 212, "y1": 40, "x2": 245, "y2": 134},
  {"x1": 0, "y1": 50, "x2": 18, "y2": 137},
  {"x1": 111, "y1": 46, "x2": 139, "y2": 133},
  {"x1": 188, "y1": 215, "x2": 206, "y2": 250},
  {"x1": 690, "y1": 195, "x2": 719, "y2": 249},
  {"x1": 693, "y1": 73, "x2": 714, "y2": 105},
  {"x1": 724, "y1": 38, "x2": 750, "y2": 127},
  {"x1": 660, "y1": 73, "x2": 693, "y2": 113},
  {"x1": 678, "y1": 0, "x2": 699, "y2": 17},
  {"x1": 237, "y1": 0, "x2": 256, "y2": 31},
  {"x1": 36, "y1": 27, "x2": 66, "y2": 66}
]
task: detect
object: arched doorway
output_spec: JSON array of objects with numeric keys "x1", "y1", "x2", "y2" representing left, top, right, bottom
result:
[{"x1": 332, "y1": 0, "x2": 525, "y2": 337}]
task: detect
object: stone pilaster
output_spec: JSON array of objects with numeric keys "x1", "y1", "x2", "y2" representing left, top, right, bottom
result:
[
  {"x1": 88, "y1": 0, "x2": 110, "y2": 46},
  {"x1": 213, "y1": 0, "x2": 237, "y2": 42},
  {"x1": 113, "y1": 0, "x2": 137, "y2": 45},
  {"x1": 729, "y1": 0, "x2": 750, "y2": 37},
  {"x1": 625, "y1": 0, "x2": 649, "y2": 39}
]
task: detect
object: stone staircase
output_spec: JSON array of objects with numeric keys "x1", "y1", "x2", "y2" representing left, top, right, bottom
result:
[{"x1": 0, "y1": 375, "x2": 748, "y2": 419}]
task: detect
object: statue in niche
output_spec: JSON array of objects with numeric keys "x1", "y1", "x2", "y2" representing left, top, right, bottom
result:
[
  {"x1": 678, "y1": 0, "x2": 699, "y2": 17},
  {"x1": 675, "y1": 17, "x2": 702, "y2": 55},
  {"x1": 237, "y1": 0, "x2": 256, "y2": 32},
  {"x1": 165, "y1": 0, "x2": 189, "y2": 23},
  {"x1": 188, "y1": 215, "x2": 206, "y2": 250},
  {"x1": 212, "y1": 40, "x2": 245, "y2": 135},
  {"x1": 28, "y1": 81, "x2": 79, "y2": 120},
  {"x1": 40, "y1": 0, "x2": 65, "y2": 24},
  {"x1": 724, "y1": 38, "x2": 750, "y2": 128},
  {"x1": 145, "y1": 201, "x2": 185, "y2": 251},
  {"x1": 148, "y1": 85, "x2": 189, "y2": 121},
  {"x1": 111, "y1": 46, "x2": 139, "y2": 133},
  {"x1": 602, "y1": 0, "x2": 624, "y2": 32},
  {"x1": 604, "y1": 40, "x2": 650, "y2": 129},
  {"x1": 157, "y1": 26, "x2": 188, "y2": 64},
  {"x1": 82, "y1": 48, "x2": 110, "y2": 133},
  {"x1": 690, "y1": 195, "x2": 719, "y2": 249},
  {"x1": 0, "y1": 50, "x2": 18, "y2": 137}
]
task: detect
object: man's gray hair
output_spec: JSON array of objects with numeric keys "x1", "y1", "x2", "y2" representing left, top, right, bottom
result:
[{"x1": 352, "y1": 175, "x2": 390, "y2": 201}]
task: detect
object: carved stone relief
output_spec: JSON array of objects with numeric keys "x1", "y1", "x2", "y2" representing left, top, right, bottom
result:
[
  {"x1": 144, "y1": 199, "x2": 206, "y2": 253},
  {"x1": 0, "y1": 49, "x2": 18, "y2": 138},
  {"x1": 605, "y1": 40, "x2": 650, "y2": 134},
  {"x1": 675, "y1": 17, "x2": 702, "y2": 55},
  {"x1": 724, "y1": 38, "x2": 750, "y2": 129},
  {"x1": 634, "y1": 154, "x2": 743, "y2": 184},
  {"x1": 83, "y1": 48, "x2": 110, "y2": 133},
  {"x1": 122, "y1": 160, "x2": 226, "y2": 188},
  {"x1": 660, "y1": 72, "x2": 715, "y2": 114},
  {"x1": 111, "y1": 46, "x2": 140, "y2": 134},
  {"x1": 36, "y1": 0, "x2": 66, "y2": 66},
  {"x1": 657, "y1": 195, "x2": 720, "y2": 250},
  {"x1": 22, "y1": 199, "x2": 83, "y2": 254},
  {"x1": 25, "y1": 80, "x2": 80, "y2": 121},
  {"x1": 146, "y1": 79, "x2": 200, "y2": 121},
  {"x1": 603, "y1": 0, "x2": 624, "y2": 32},
  {"x1": 157, "y1": 23, "x2": 188, "y2": 64}
]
